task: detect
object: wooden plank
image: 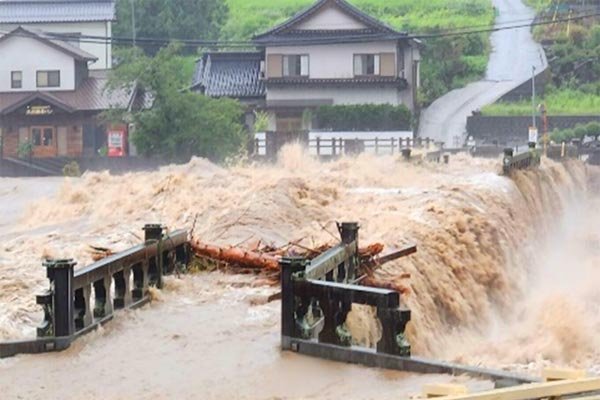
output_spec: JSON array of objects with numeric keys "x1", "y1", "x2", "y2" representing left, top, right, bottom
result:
[
  {"x1": 439, "y1": 377, "x2": 600, "y2": 400},
  {"x1": 424, "y1": 383, "x2": 469, "y2": 398},
  {"x1": 377, "y1": 244, "x2": 417, "y2": 265},
  {"x1": 542, "y1": 368, "x2": 587, "y2": 381},
  {"x1": 3, "y1": 129, "x2": 18, "y2": 157}
]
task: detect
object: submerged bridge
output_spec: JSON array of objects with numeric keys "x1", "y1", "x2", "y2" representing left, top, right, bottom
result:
[{"x1": 0, "y1": 222, "x2": 536, "y2": 388}]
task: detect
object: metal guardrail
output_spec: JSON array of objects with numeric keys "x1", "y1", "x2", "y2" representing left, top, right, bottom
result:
[
  {"x1": 502, "y1": 147, "x2": 541, "y2": 175},
  {"x1": 254, "y1": 133, "x2": 444, "y2": 159},
  {"x1": 0, "y1": 224, "x2": 190, "y2": 359},
  {"x1": 280, "y1": 222, "x2": 536, "y2": 387}
]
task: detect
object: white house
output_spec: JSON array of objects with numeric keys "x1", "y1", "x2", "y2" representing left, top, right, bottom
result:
[
  {"x1": 0, "y1": 27, "x2": 138, "y2": 159},
  {"x1": 192, "y1": 0, "x2": 421, "y2": 132},
  {"x1": 0, "y1": 0, "x2": 115, "y2": 70}
]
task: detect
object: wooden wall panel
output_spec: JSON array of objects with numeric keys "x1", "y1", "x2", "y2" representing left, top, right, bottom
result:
[
  {"x1": 66, "y1": 125, "x2": 83, "y2": 157},
  {"x1": 3, "y1": 130, "x2": 19, "y2": 157},
  {"x1": 267, "y1": 54, "x2": 283, "y2": 78}
]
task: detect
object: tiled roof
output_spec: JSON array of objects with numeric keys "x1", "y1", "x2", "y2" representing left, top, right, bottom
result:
[
  {"x1": 254, "y1": 0, "x2": 406, "y2": 44},
  {"x1": 0, "y1": 26, "x2": 97, "y2": 61},
  {"x1": 0, "y1": 0, "x2": 115, "y2": 23},
  {"x1": 0, "y1": 76, "x2": 136, "y2": 115},
  {"x1": 192, "y1": 52, "x2": 265, "y2": 99}
]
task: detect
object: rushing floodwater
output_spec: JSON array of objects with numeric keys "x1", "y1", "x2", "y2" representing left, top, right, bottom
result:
[{"x1": 0, "y1": 147, "x2": 598, "y2": 398}]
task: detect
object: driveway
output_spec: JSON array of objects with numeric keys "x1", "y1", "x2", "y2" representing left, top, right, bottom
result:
[{"x1": 418, "y1": 0, "x2": 547, "y2": 148}]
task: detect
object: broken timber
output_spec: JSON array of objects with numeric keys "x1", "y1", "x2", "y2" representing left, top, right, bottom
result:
[
  {"x1": 280, "y1": 222, "x2": 536, "y2": 387},
  {"x1": 0, "y1": 224, "x2": 190, "y2": 359}
]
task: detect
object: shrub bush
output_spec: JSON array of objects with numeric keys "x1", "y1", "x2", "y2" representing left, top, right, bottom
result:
[
  {"x1": 550, "y1": 122, "x2": 600, "y2": 143},
  {"x1": 314, "y1": 104, "x2": 412, "y2": 131},
  {"x1": 62, "y1": 161, "x2": 82, "y2": 177},
  {"x1": 17, "y1": 141, "x2": 33, "y2": 159}
]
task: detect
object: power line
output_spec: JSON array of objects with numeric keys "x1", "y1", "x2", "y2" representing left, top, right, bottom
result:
[{"x1": 0, "y1": 10, "x2": 598, "y2": 49}]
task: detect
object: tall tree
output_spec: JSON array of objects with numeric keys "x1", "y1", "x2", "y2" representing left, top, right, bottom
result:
[
  {"x1": 114, "y1": 0, "x2": 228, "y2": 54},
  {"x1": 107, "y1": 44, "x2": 246, "y2": 162}
]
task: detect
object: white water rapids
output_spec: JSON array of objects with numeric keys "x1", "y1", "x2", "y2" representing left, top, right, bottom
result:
[{"x1": 0, "y1": 147, "x2": 598, "y2": 398}]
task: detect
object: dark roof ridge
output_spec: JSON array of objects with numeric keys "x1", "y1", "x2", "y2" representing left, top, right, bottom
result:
[{"x1": 253, "y1": 0, "x2": 401, "y2": 41}]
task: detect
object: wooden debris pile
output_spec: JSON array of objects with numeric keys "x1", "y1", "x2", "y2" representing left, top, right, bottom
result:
[{"x1": 190, "y1": 238, "x2": 415, "y2": 295}]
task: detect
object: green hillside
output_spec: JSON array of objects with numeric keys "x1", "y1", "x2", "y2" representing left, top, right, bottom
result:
[
  {"x1": 221, "y1": 0, "x2": 496, "y2": 105},
  {"x1": 222, "y1": 0, "x2": 494, "y2": 40}
]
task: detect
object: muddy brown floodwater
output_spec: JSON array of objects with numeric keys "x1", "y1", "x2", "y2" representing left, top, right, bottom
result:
[{"x1": 0, "y1": 146, "x2": 598, "y2": 399}]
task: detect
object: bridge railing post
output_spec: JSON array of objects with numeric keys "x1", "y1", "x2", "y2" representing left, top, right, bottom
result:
[
  {"x1": 40, "y1": 259, "x2": 76, "y2": 338},
  {"x1": 503, "y1": 148, "x2": 514, "y2": 175},
  {"x1": 338, "y1": 222, "x2": 359, "y2": 281},
  {"x1": 280, "y1": 257, "x2": 308, "y2": 350},
  {"x1": 143, "y1": 224, "x2": 164, "y2": 288}
]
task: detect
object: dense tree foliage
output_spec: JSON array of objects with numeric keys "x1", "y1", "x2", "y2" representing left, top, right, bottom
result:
[
  {"x1": 114, "y1": 0, "x2": 228, "y2": 54},
  {"x1": 107, "y1": 45, "x2": 245, "y2": 162}
]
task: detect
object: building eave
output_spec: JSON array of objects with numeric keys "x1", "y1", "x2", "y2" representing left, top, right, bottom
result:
[
  {"x1": 264, "y1": 77, "x2": 408, "y2": 89},
  {"x1": 0, "y1": 92, "x2": 76, "y2": 115}
]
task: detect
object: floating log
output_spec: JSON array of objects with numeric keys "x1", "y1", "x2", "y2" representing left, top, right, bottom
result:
[
  {"x1": 192, "y1": 240, "x2": 280, "y2": 271},
  {"x1": 87, "y1": 245, "x2": 115, "y2": 262}
]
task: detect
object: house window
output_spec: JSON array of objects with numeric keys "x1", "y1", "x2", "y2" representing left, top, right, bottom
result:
[
  {"x1": 283, "y1": 55, "x2": 309, "y2": 77},
  {"x1": 354, "y1": 54, "x2": 380, "y2": 76},
  {"x1": 37, "y1": 70, "x2": 60, "y2": 88},
  {"x1": 31, "y1": 127, "x2": 55, "y2": 147},
  {"x1": 11, "y1": 71, "x2": 22, "y2": 89}
]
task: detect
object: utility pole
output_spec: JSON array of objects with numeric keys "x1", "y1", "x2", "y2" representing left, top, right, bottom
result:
[
  {"x1": 130, "y1": 0, "x2": 136, "y2": 47},
  {"x1": 532, "y1": 65, "x2": 536, "y2": 129},
  {"x1": 529, "y1": 65, "x2": 538, "y2": 149}
]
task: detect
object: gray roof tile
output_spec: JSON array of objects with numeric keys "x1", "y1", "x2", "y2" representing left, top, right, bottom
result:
[
  {"x1": 0, "y1": 0, "x2": 115, "y2": 23},
  {"x1": 192, "y1": 52, "x2": 265, "y2": 99}
]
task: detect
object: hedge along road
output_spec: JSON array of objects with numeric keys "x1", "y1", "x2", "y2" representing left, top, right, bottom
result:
[{"x1": 418, "y1": 0, "x2": 547, "y2": 148}]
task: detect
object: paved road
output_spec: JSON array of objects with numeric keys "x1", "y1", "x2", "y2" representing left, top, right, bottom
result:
[{"x1": 418, "y1": 0, "x2": 547, "y2": 148}]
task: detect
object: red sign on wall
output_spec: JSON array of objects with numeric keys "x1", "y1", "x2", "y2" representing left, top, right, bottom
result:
[{"x1": 107, "y1": 125, "x2": 128, "y2": 157}]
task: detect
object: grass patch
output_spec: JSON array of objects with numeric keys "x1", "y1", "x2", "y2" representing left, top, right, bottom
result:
[
  {"x1": 222, "y1": 0, "x2": 494, "y2": 39},
  {"x1": 481, "y1": 89, "x2": 600, "y2": 116}
]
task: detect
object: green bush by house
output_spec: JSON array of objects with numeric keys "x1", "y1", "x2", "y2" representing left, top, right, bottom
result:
[{"x1": 315, "y1": 104, "x2": 412, "y2": 131}]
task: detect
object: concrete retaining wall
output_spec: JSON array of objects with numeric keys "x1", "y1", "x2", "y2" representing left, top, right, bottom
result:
[{"x1": 467, "y1": 115, "x2": 600, "y2": 146}]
